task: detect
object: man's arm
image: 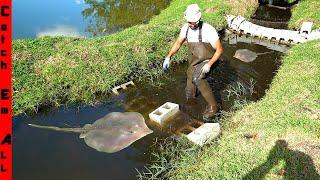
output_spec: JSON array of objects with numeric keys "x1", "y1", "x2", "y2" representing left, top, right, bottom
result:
[
  {"x1": 208, "y1": 39, "x2": 224, "y2": 66},
  {"x1": 166, "y1": 37, "x2": 186, "y2": 58},
  {"x1": 162, "y1": 36, "x2": 186, "y2": 70}
]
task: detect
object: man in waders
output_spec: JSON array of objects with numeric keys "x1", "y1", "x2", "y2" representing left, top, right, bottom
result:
[{"x1": 162, "y1": 4, "x2": 224, "y2": 121}]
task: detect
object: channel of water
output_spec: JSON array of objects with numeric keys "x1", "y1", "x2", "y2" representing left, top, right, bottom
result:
[
  {"x1": 13, "y1": 2, "x2": 293, "y2": 179},
  {"x1": 13, "y1": 33, "x2": 286, "y2": 179}
]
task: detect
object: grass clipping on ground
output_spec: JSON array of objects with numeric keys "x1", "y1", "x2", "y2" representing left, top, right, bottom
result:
[
  {"x1": 150, "y1": 40, "x2": 320, "y2": 179},
  {"x1": 12, "y1": 0, "x2": 257, "y2": 116}
]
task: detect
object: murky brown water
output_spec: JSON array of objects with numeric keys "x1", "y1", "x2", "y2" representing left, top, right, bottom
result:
[
  {"x1": 251, "y1": 4, "x2": 292, "y2": 29},
  {"x1": 13, "y1": 34, "x2": 286, "y2": 179}
]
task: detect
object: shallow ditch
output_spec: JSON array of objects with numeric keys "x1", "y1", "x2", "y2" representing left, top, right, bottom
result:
[{"x1": 13, "y1": 33, "x2": 287, "y2": 179}]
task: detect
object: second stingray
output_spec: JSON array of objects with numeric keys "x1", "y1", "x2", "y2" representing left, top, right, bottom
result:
[{"x1": 234, "y1": 49, "x2": 274, "y2": 62}]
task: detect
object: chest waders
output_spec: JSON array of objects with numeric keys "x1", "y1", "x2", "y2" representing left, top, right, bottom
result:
[{"x1": 185, "y1": 21, "x2": 218, "y2": 113}]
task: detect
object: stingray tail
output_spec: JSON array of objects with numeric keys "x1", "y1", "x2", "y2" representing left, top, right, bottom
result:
[{"x1": 28, "y1": 124, "x2": 85, "y2": 133}]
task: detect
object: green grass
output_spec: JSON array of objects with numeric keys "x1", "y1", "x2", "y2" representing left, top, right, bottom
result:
[
  {"x1": 141, "y1": 40, "x2": 320, "y2": 179},
  {"x1": 13, "y1": 0, "x2": 258, "y2": 116},
  {"x1": 140, "y1": 1, "x2": 320, "y2": 179},
  {"x1": 288, "y1": 0, "x2": 320, "y2": 30}
]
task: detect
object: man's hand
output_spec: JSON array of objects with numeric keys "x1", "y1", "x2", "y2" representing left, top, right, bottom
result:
[
  {"x1": 163, "y1": 37, "x2": 185, "y2": 71},
  {"x1": 162, "y1": 57, "x2": 171, "y2": 70},
  {"x1": 201, "y1": 63, "x2": 211, "y2": 74}
]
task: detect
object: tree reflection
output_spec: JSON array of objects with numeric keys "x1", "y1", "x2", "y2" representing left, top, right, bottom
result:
[{"x1": 82, "y1": 0, "x2": 170, "y2": 36}]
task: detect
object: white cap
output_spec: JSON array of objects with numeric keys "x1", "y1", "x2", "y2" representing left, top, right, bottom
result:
[{"x1": 184, "y1": 4, "x2": 202, "y2": 22}]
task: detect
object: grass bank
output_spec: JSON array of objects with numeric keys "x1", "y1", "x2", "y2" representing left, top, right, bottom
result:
[
  {"x1": 141, "y1": 1, "x2": 320, "y2": 179},
  {"x1": 288, "y1": 0, "x2": 320, "y2": 30},
  {"x1": 141, "y1": 39, "x2": 320, "y2": 179},
  {"x1": 13, "y1": 0, "x2": 258, "y2": 116}
]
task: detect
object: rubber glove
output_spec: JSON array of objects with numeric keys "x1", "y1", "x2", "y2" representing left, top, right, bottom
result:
[
  {"x1": 162, "y1": 56, "x2": 171, "y2": 70},
  {"x1": 201, "y1": 63, "x2": 211, "y2": 74}
]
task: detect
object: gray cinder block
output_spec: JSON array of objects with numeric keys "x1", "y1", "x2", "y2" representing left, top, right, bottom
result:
[{"x1": 149, "y1": 102, "x2": 179, "y2": 124}]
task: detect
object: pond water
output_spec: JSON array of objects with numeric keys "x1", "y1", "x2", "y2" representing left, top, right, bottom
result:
[
  {"x1": 13, "y1": 33, "x2": 286, "y2": 179},
  {"x1": 13, "y1": 0, "x2": 171, "y2": 39}
]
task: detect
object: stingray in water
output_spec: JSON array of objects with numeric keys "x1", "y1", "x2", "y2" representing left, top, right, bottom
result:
[
  {"x1": 28, "y1": 112, "x2": 153, "y2": 153},
  {"x1": 234, "y1": 49, "x2": 274, "y2": 62}
]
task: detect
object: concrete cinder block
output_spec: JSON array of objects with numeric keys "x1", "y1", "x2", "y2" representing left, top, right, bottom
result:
[
  {"x1": 300, "y1": 22, "x2": 313, "y2": 34},
  {"x1": 226, "y1": 15, "x2": 236, "y2": 27},
  {"x1": 255, "y1": 27, "x2": 269, "y2": 38},
  {"x1": 272, "y1": 29, "x2": 283, "y2": 41},
  {"x1": 251, "y1": 37, "x2": 261, "y2": 44},
  {"x1": 308, "y1": 30, "x2": 320, "y2": 41},
  {"x1": 238, "y1": 21, "x2": 253, "y2": 35},
  {"x1": 176, "y1": 120, "x2": 204, "y2": 136},
  {"x1": 280, "y1": 30, "x2": 295, "y2": 41},
  {"x1": 228, "y1": 33, "x2": 238, "y2": 44},
  {"x1": 225, "y1": 15, "x2": 317, "y2": 44},
  {"x1": 112, "y1": 86, "x2": 121, "y2": 95},
  {"x1": 230, "y1": 16, "x2": 246, "y2": 30},
  {"x1": 289, "y1": 31, "x2": 305, "y2": 43},
  {"x1": 249, "y1": 24, "x2": 261, "y2": 37},
  {"x1": 258, "y1": 39, "x2": 272, "y2": 47},
  {"x1": 112, "y1": 81, "x2": 135, "y2": 95},
  {"x1": 262, "y1": 28, "x2": 275, "y2": 40},
  {"x1": 237, "y1": 35, "x2": 252, "y2": 44},
  {"x1": 186, "y1": 123, "x2": 221, "y2": 146},
  {"x1": 149, "y1": 102, "x2": 179, "y2": 124},
  {"x1": 120, "y1": 81, "x2": 134, "y2": 89}
]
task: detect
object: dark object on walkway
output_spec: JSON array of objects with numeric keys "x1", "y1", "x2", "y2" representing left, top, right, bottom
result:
[
  {"x1": 28, "y1": 112, "x2": 153, "y2": 153},
  {"x1": 234, "y1": 49, "x2": 273, "y2": 62}
]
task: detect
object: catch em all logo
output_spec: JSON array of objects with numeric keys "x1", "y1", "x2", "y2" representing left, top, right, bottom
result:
[{"x1": 0, "y1": 1, "x2": 12, "y2": 180}]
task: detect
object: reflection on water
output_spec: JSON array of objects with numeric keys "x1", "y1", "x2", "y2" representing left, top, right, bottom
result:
[
  {"x1": 223, "y1": 32, "x2": 290, "y2": 53},
  {"x1": 253, "y1": 5, "x2": 291, "y2": 21},
  {"x1": 82, "y1": 0, "x2": 171, "y2": 36},
  {"x1": 251, "y1": 4, "x2": 292, "y2": 29},
  {"x1": 13, "y1": 0, "x2": 171, "y2": 39}
]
